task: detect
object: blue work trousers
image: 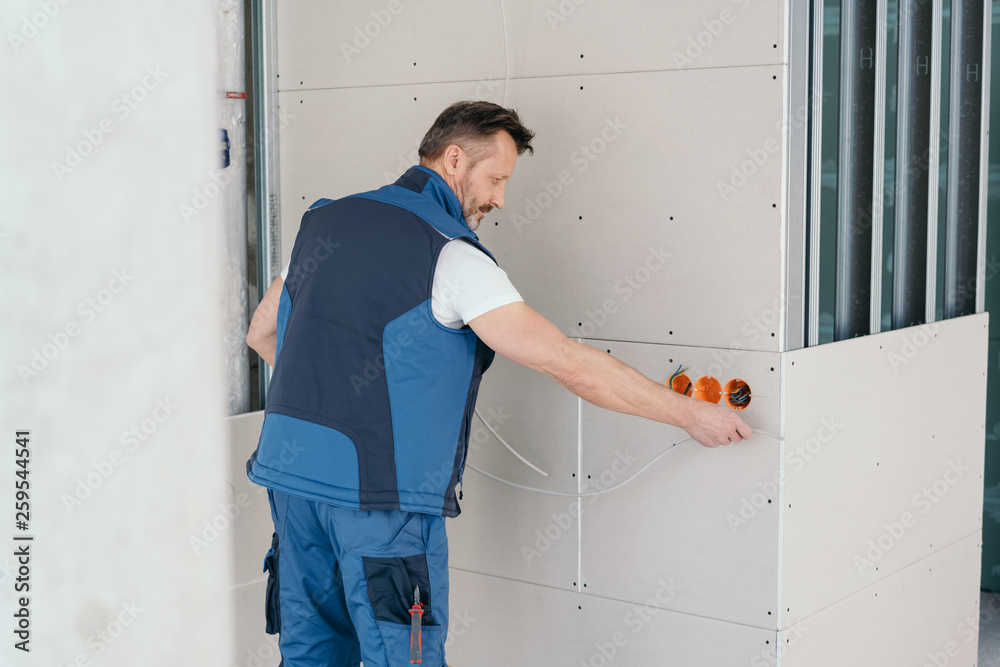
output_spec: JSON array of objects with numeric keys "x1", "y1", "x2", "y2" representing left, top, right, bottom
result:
[{"x1": 262, "y1": 489, "x2": 450, "y2": 666}]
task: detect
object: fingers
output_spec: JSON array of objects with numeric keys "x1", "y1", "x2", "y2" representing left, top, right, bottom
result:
[
  {"x1": 689, "y1": 403, "x2": 753, "y2": 448},
  {"x1": 722, "y1": 407, "x2": 751, "y2": 444},
  {"x1": 693, "y1": 432, "x2": 721, "y2": 448},
  {"x1": 735, "y1": 419, "x2": 753, "y2": 441}
]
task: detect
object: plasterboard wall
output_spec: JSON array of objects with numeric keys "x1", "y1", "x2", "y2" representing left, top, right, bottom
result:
[{"x1": 266, "y1": 1, "x2": 987, "y2": 665}]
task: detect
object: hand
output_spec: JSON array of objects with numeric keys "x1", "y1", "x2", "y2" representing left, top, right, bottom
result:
[{"x1": 682, "y1": 399, "x2": 752, "y2": 448}]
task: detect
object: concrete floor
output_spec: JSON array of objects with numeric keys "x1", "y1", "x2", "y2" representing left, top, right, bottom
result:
[{"x1": 982, "y1": 592, "x2": 1000, "y2": 666}]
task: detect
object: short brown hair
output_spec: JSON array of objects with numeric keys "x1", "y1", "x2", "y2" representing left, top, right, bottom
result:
[{"x1": 418, "y1": 101, "x2": 535, "y2": 166}]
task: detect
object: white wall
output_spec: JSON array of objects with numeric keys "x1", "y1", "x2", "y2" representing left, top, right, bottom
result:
[{"x1": 0, "y1": 2, "x2": 234, "y2": 664}]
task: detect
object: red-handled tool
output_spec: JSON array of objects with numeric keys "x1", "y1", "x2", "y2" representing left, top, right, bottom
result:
[{"x1": 409, "y1": 585, "x2": 423, "y2": 664}]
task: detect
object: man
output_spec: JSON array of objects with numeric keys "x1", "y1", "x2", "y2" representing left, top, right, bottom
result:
[{"x1": 245, "y1": 101, "x2": 750, "y2": 666}]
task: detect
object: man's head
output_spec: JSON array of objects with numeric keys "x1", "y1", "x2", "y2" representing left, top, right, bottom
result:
[{"x1": 419, "y1": 101, "x2": 535, "y2": 230}]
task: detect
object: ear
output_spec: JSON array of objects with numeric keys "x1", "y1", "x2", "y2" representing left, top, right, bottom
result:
[{"x1": 442, "y1": 144, "x2": 465, "y2": 177}]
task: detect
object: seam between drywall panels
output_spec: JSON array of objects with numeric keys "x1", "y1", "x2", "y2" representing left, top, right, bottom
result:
[
  {"x1": 777, "y1": 351, "x2": 788, "y2": 642},
  {"x1": 278, "y1": 63, "x2": 787, "y2": 94},
  {"x1": 447, "y1": 566, "x2": 782, "y2": 631},
  {"x1": 577, "y1": 376, "x2": 583, "y2": 594},
  {"x1": 779, "y1": 53, "x2": 790, "y2": 355},
  {"x1": 773, "y1": 530, "x2": 983, "y2": 632}
]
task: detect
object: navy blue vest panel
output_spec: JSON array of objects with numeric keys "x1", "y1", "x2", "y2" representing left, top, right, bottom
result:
[{"x1": 247, "y1": 166, "x2": 497, "y2": 517}]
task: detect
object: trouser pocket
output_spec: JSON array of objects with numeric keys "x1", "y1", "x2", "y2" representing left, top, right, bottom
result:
[
  {"x1": 370, "y1": 621, "x2": 444, "y2": 666},
  {"x1": 361, "y1": 554, "x2": 436, "y2": 626},
  {"x1": 362, "y1": 554, "x2": 444, "y2": 664},
  {"x1": 262, "y1": 531, "x2": 281, "y2": 635}
]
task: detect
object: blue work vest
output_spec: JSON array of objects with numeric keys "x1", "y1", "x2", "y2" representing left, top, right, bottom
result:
[{"x1": 247, "y1": 166, "x2": 496, "y2": 517}]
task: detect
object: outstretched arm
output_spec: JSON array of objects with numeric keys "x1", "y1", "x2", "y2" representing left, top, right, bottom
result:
[
  {"x1": 246, "y1": 276, "x2": 283, "y2": 368},
  {"x1": 469, "y1": 302, "x2": 751, "y2": 448}
]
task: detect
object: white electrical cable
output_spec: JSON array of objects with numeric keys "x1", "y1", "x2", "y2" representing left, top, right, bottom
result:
[
  {"x1": 474, "y1": 408, "x2": 549, "y2": 476},
  {"x1": 230, "y1": 573, "x2": 269, "y2": 590},
  {"x1": 229, "y1": 431, "x2": 782, "y2": 590},
  {"x1": 467, "y1": 430, "x2": 784, "y2": 498},
  {"x1": 498, "y1": 0, "x2": 510, "y2": 107}
]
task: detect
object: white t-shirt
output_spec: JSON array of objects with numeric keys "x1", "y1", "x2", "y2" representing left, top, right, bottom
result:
[{"x1": 280, "y1": 238, "x2": 522, "y2": 329}]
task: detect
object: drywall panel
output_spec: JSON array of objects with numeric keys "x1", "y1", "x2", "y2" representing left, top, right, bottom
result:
[
  {"x1": 447, "y1": 356, "x2": 580, "y2": 591},
  {"x1": 276, "y1": 79, "x2": 503, "y2": 266},
  {"x1": 446, "y1": 568, "x2": 778, "y2": 667},
  {"x1": 578, "y1": 340, "x2": 782, "y2": 628},
  {"x1": 503, "y1": 0, "x2": 784, "y2": 79},
  {"x1": 225, "y1": 411, "x2": 281, "y2": 667},
  {"x1": 277, "y1": 0, "x2": 505, "y2": 91},
  {"x1": 276, "y1": 0, "x2": 783, "y2": 91},
  {"x1": 781, "y1": 314, "x2": 989, "y2": 626},
  {"x1": 475, "y1": 66, "x2": 786, "y2": 351},
  {"x1": 781, "y1": 533, "x2": 982, "y2": 667},
  {"x1": 278, "y1": 66, "x2": 785, "y2": 351}
]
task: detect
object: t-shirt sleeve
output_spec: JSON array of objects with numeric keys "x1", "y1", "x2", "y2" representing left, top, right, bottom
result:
[{"x1": 431, "y1": 239, "x2": 523, "y2": 329}]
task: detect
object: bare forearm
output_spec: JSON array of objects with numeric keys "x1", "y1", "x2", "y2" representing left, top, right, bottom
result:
[
  {"x1": 247, "y1": 277, "x2": 282, "y2": 368},
  {"x1": 249, "y1": 335, "x2": 276, "y2": 369},
  {"x1": 470, "y1": 302, "x2": 749, "y2": 448},
  {"x1": 556, "y1": 341, "x2": 694, "y2": 430}
]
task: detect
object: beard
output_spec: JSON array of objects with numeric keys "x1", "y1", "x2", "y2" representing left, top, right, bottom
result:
[{"x1": 457, "y1": 171, "x2": 492, "y2": 231}]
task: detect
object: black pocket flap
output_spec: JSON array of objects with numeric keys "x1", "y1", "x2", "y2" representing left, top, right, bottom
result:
[{"x1": 361, "y1": 553, "x2": 436, "y2": 626}]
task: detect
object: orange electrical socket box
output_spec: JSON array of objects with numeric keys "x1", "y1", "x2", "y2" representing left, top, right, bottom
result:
[
  {"x1": 723, "y1": 378, "x2": 752, "y2": 411},
  {"x1": 670, "y1": 373, "x2": 693, "y2": 396},
  {"x1": 693, "y1": 376, "x2": 722, "y2": 404}
]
